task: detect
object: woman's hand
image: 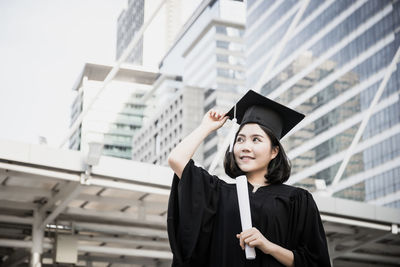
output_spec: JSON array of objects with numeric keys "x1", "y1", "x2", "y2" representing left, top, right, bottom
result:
[
  {"x1": 236, "y1": 227, "x2": 295, "y2": 267},
  {"x1": 236, "y1": 227, "x2": 275, "y2": 255},
  {"x1": 201, "y1": 109, "x2": 228, "y2": 132},
  {"x1": 167, "y1": 109, "x2": 228, "y2": 178}
]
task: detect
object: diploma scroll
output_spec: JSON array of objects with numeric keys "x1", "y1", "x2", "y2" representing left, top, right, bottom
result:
[{"x1": 236, "y1": 175, "x2": 256, "y2": 260}]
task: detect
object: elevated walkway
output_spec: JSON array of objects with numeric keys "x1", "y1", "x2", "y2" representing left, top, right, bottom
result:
[{"x1": 0, "y1": 140, "x2": 399, "y2": 266}]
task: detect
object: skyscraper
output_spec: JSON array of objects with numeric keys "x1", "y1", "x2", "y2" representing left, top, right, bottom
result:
[
  {"x1": 159, "y1": 0, "x2": 246, "y2": 175},
  {"x1": 246, "y1": 0, "x2": 400, "y2": 207},
  {"x1": 116, "y1": 0, "x2": 203, "y2": 67},
  {"x1": 116, "y1": 0, "x2": 145, "y2": 64}
]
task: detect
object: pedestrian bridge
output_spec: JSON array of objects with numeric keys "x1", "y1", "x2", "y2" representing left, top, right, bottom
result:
[{"x1": 0, "y1": 140, "x2": 399, "y2": 267}]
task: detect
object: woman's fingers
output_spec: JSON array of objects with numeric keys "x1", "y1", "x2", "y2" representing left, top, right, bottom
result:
[
  {"x1": 237, "y1": 228, "x2": 264, "y2": 248},
  {"x1": 237, "y1": 228, "x2": 273, "y2": 254},
  {"x1": 243, "y1": 233, "x2": 258, "y2": 248},
  {"x1": 244, "y1": 235, "x2": 258, "y2": 244},
  {"x1": 240, "y1": 228, "x2": 256, "y2": 239},
  {"x1": 202, "y1": 109, "x2": 228, "y2": 131},
  {"x1": 236, "y1": 234, "x2": 245, "y2": 250},
  {"x1": 237, "y1": 232, "x2": 252, "y2": 249},
  {"x1": 209, "y1": 109, "x2": 225, "y2": 120}
]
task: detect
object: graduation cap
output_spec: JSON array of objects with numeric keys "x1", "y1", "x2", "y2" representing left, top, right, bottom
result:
[{"x1": 226, "y1": 90, "x2": 305, "y2": 152}]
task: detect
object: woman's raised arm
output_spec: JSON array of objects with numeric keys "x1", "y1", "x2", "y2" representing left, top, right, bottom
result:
[{"x1": 167, "y1": 109, "x2": 228, "y2": 178}]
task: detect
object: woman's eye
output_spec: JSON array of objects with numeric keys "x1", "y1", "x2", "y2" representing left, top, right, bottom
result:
[
  {"x1": 253, "y1": 137, "x2": 260, "y2": 142},
  {"x1": 236, "y1": 137, "x2": 243, "y2": 142}
]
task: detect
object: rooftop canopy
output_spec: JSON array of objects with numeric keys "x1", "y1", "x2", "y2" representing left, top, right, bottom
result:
[{"x1": 0, "y1": 139, "x2": 399, "y2": 267}]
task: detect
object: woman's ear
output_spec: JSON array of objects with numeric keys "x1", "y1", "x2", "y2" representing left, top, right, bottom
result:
[{"x1": 271, "y1": 146, "x2": 279, "y2": 160}]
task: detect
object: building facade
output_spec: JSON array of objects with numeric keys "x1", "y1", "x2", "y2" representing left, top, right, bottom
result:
[
  {"x1": 116, "y1": 0, "x2": 203, "y2": 67},
  {"x1": 246, "y1": 0, "x2": 400, "y2": 207},
  {"x1": 131, "y1": 84, "x2": 205, "y2": 165},
  {"x1": 117, "y1": 0, "x2": 246, "y2": 169},
  {"x1": 69, "y1": 63, "x2": 159, "y2": 159},
  {"x1": 116, "y1": 0, "x2": 145, "y2": 64},
  {"x1": 156, "y1": 0, "x2": 246, "y2": 175},
  {"x1": 181, "y1": 1, "x2": 246, "y2": 92}
]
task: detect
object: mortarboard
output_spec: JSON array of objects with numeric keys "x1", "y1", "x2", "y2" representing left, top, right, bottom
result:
[{"x1": 226, "y1": 90, "x2": 305, "y2": 151}]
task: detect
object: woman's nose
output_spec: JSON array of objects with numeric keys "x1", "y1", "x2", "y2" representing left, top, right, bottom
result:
[{"x1": 239, "y1": 142, "x2": 252, "y2": 152}]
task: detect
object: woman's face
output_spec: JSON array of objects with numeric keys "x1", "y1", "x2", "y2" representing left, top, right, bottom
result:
[{"x1": 233, "y1": 123, "x2": 278, "y2": 175}]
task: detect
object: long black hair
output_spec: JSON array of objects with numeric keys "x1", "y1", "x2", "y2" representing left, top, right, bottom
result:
[{"x1": 223, "y1": 123, "x2": 291, "y2": 184}]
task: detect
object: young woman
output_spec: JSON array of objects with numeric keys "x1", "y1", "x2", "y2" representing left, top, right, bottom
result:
[{"x1": 167, "y1": 90, "x2": 331, "y2": 267}]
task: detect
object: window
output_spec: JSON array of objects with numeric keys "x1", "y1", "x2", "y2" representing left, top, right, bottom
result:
[{"x1": 154, "y1": 133, "x2": 160, "y2": 155}]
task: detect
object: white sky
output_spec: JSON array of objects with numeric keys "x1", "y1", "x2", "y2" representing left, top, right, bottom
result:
[{"x1": 0, "y1": 0, "x2": 127, "y2": 146}]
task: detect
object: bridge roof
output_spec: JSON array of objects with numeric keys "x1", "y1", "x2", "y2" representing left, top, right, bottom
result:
[{"x1": 0, "y1": 139, "x2": 399, "y2": 266}]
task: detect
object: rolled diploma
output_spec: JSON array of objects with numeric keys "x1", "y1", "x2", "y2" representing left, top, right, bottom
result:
[{"x1": 236, "y1": 175, "x2": 256, "y2": 259}]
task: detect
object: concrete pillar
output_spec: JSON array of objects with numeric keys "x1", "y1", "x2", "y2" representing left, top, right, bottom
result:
[{"x1": 31, "y1": 209, "x2": 44, "y2": 267}]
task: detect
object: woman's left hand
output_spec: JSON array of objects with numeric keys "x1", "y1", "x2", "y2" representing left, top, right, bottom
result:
[{"x1": 236, "y1": 227, "x2": 275, "y2": 255}]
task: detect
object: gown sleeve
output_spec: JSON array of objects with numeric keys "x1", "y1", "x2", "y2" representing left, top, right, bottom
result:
[
  {"x1": 290, "y1": 189, "x2": 331, "y2": 267},
  {"x1": 167, "y1": 159, "x2": 220, "y2": 266}
]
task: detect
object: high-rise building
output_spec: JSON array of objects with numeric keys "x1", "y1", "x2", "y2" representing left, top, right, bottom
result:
[
  {"x1": 116, "y1": 0, "x2": 145, "y2": 64},
  {"x1": 246, "y1": 0, "x2": 400, "y2": 207},
  {"x1": 181, "y1": 1, "x2": 246, "y2": 92},
  {"x1": 69, "y1": 62, "x2": 159, "y2": 159},
  {"x1": 161, "y1": 0, "x2": 246, "y2": 91},
  {"x1": 116, "y1": 0, "x2": 203, "y2": 67},
  {"x1": 131, "y1": 83, "x2": 205, "y2": 165},
  {"x1": 157, "y1": 0, "x2": 246, "y2": 176}
]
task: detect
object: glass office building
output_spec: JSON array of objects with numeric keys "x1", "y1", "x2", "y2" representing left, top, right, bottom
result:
[{"x1": 246, "y1": 0, "x2": 400, "y2": 207}]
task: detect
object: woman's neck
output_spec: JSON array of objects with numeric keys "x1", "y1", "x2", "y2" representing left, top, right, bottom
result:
[{"x1": 246, "y1": 171, "x2": 269, "y2": 186}]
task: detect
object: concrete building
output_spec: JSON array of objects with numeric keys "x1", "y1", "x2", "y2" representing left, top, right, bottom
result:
[
  {"x1": 132, "y1": 83, "x2": 204, "y2": 165},
  {"x1": 245, "y1": 0, "x2": 400, "y2": 207},
  {"x1": 69, "y1": 62, "x2": 159, "y2": 159}
]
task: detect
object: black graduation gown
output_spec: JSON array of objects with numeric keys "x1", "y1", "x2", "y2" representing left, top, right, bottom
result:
[{"x1": 167, "y1": 159, "x2": 331, "y2": 267}]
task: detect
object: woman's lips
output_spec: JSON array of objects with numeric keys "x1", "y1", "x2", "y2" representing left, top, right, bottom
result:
[{"x1": 240, "y1": 156, "x2": 255, "y2": 162}]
